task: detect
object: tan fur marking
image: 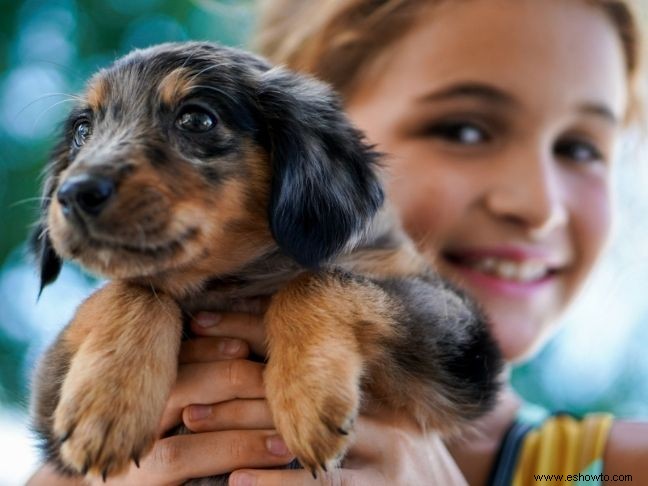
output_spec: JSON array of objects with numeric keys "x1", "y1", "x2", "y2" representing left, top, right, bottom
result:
[
  {"x1": 85, "y1": 75, "x2": 109, "y2": 112},
  {"x1": 144, "y1": 145, "x2": 273, "y2": 296},
  {"x1": 264, "y1": 272, "x2": 399, "y2": 471},
  {"x1": 157, "y1": 68, "x2": 194, "y2": 106},
  {"x1": 340, "y1": 240, "x2": 428, "y2": 280},
  {"x1": 54, "y1": 281, "x2": 182, "y2": 478}
]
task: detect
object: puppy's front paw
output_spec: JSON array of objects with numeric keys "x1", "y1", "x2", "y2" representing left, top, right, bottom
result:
[
  {"x1": 265, "y1": 354, "x2": 361, "y2": 476},
  {"x1": 40, "y1": 282, "x2": 181, "y2": 480},
  {"x1": 53, "y1": 372, "x2": 159, "y2": 479}
]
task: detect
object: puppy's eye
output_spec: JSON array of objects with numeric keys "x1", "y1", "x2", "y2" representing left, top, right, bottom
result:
[
  {"x1": 175, "y1": 106, "x2": 216, "y2": 133},
  {"x1": 73, "y1": 120, "x2": 92, "y2": 148}
]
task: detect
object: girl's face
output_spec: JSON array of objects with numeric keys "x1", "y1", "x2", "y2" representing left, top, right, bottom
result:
[{"x1": 346, "y1": 0, "x2": 628, "y2": 361}]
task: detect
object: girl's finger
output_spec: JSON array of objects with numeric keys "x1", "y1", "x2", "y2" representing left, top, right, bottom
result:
[
  {"x1": 104, "y1": 431, "x2": 294, "y2": 485},
  {"x1": 229, "y1": 467, "x2": 384, "y2": 486},
  {"x1": 159, "y1": 359, "x2": 266, "y2": 434},
  {"x1": 191, "y1": 311, "x2": 268, "y2": 356},
  {"x1": 179, "y1": 336, "x2": 250, "y2": 364},
  {"x1": 183, "y1": 398, "x2": 274, "y2": 433}
]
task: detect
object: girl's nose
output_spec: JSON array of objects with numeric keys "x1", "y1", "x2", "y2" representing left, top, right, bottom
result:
[{"x1": 484, "y1": 150, "x2": 568, "y2": 237}]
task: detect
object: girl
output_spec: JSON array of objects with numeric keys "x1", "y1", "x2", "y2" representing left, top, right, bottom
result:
[{"x1": 30, "y1": 0, "x2": 647, "y2": 484}]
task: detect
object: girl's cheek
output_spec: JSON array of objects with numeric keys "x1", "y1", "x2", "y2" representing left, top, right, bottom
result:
[
  {"x1": 567, "y1": 176, "x2": 612, "y2": 295},
  {"x1": 579, "y1": 177, "x2": 612, "y2": 254}
]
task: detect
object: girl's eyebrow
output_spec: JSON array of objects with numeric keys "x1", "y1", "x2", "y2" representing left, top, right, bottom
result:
[
  {"x1": 416, "y1": 82, "x2": 619, "y2": 126},
  {"x1": 577, "y1": 102, "x2": 619, "y2": 125},
  {"x1": 416, "y1": 82, "x2": 518, "y2": 107}
]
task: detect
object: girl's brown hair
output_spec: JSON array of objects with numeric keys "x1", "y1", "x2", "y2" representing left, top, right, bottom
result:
[{"x1": 254, "y1": 0, "x2": 645, "y2": 124}]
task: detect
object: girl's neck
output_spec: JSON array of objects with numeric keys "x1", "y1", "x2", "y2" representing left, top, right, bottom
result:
[{"x1": 445, "y1": 386, "x2": 522, "y2": 486}]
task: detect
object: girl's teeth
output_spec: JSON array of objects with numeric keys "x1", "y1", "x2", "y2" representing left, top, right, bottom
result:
[
  {"x1": 467, "y1": 258, "x2": 548, "y2": 282},
  {"x1": 498, "y1": 261, "x2": 518, "y2": 279},
  {"x1": 475, "y1": 257, "x2": 497, "y2": 272}
]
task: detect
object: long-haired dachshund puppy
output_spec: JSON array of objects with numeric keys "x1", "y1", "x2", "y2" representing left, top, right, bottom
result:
[{"x1": 31, "y1": 42, "x2": 502, "y2": 482}]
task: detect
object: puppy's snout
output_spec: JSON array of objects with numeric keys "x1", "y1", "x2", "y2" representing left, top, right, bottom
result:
[{"x1": 57, "y1": 175, "x2": 115, "y2": 217}]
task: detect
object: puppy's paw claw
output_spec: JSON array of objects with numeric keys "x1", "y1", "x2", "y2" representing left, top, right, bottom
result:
[
  {"x1": 58, "y1": 428, "x2": 73, "y2": 445},
  {"x1": 271, "y1": 390, "x2": 358, "y2": 475},
  {"x1": 54, "y1": 396, "x2": 155, "y2": 479}
]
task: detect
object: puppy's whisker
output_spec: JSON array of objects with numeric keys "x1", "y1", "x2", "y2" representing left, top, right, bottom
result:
[
  {"x1": 38, "y1": 226, "x2": 50, "y2": 240},
  {"x1": 148, "y1": 282, "x2": 179, "y2": 323},
  {"x1": 191, "y1": 62, "x2": 228, "y2": 79},
  {"x1": 9, "y1": 196, "x2": 53, "y2": 209},
  {"x1": 32, "y1": 98, "x2": 78, "y2": 131},
  {"x1": 32, "y1": 59, "x2": 84, "y2": 80},
  {"x1": 41, "y1": 92, "x2": 84, "y2": 103},
  {"x1": 17, "y1": 93, "x2": 82, "y2": 118},
  {"x1": 185, "y1": 62, "x2": 231, "y2": 85},
  {"x1": 180, "y1": 48, "x2": 199, "y2": 70},
  {"x1": 185, "y1": 84, "x2": 243, "y2": 108}
]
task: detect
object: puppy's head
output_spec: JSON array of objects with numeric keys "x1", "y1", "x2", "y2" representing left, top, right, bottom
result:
[{"x1": 33, "y1": 42, "x2": 383, "y2": 292}]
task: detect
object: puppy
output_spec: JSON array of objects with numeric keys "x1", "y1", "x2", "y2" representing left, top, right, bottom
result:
[{"x1": 31, "y1": 42, "x2": 502, "y2": 482}]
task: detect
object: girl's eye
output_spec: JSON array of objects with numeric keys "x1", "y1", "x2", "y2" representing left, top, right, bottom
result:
[
  {"x1": 555, "y1": 139, "x2": 603, "y2": 164},
  {"x1": 73, "y1": 120, "x2": 91, "y2": 148},
  {"x1": 175, "y1": 106, "x2": 217, "y2": 133},
  {"x1": 425, "y1": 120, "x2": 490, "y2": 146}
]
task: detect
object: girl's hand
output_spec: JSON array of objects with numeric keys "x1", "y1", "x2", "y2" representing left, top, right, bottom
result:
[
  {"x1": 94, "y1": 309, "x2": 294, "y2": 485},
  {"x1": 228, "y1": 408, "x2": 468, "y2": 486},
  {"x1": 181, "y1": 311, "x2": 468, "y2": 486}
]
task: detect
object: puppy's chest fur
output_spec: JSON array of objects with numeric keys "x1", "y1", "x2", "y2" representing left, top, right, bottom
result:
[
  {"x1": 181, "y1": 250, "x2": 306, "y2": 311},
  {"x1": 179, "y1": 212, "x2": 411, "y2": 314}
]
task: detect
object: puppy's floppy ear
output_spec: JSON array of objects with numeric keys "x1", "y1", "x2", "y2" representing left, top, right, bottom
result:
[
  {"x1": 31, "y1": 139, "x2": 68, "y2": 296},
  {"x1": 30, "y1": 223, "x2": 62, "y2": 298},
  {"x1": 256, "y1": 68, "x2": 384, "y2": 268}
]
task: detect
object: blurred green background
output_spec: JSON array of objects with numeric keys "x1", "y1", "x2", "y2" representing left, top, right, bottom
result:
[{"x1": 0, "y1": 0, "x2": 647, "y2": 483}]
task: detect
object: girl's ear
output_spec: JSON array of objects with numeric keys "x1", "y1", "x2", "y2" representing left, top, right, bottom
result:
[{"x1": 256, "y1": 67, "x2": 384, "y2": 268}]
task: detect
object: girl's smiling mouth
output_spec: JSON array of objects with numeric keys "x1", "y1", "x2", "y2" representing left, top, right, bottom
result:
[{"x1": 441, "y1": 246, "x2": 568, "y2": 297}]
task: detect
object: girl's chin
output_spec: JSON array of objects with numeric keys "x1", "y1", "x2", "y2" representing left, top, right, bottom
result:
[{"x1": 484, "y1": 305, "x2": 560, "y2": 362}]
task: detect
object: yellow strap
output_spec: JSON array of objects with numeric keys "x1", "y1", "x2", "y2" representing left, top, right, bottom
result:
[{"x1": 512, "y1": 414, "x2": 613, "y2": 486}]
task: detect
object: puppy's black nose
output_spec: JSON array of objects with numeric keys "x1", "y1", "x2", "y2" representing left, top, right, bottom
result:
[{"x1": 57, "y1": 175, "x2": 115, "y2": 216}]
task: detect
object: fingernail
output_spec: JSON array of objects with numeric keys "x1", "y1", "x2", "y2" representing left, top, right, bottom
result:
[
  {"x1": 231, "y1": 472, "x2": 256, "y2": 486},
  {"x1": 188, "y1": 404, "x2": 212, "y2": 421},
  {"x1": 220, "y1": 338, "x2": 242, "y2": 355},
  {"x1": 266, "y1": 435, "x2": 290, "y2": 456},
  {"x1": 195, "y1": 312, "x2": 221, "y2": 327}
]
